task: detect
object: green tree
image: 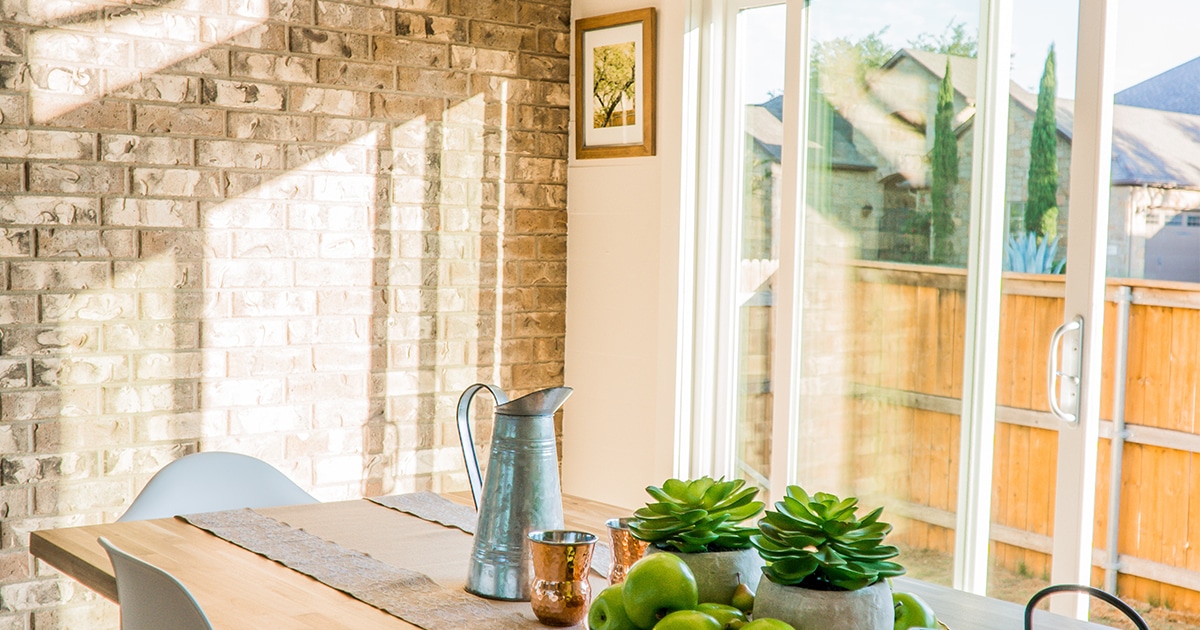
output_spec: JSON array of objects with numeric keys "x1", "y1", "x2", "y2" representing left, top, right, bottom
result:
[
  {"x1": 1025, "y1": 45, "x2": 1059, "y2": 239},
  {"x1": 907, "y1": 20, "x2": 978, "y2": 58},
  {"x1": 931, "y1": 59, "x2": 958, "y2": 264},
  {"x1": 592, "y1": 42, "x2": 636, "y2": 128}
]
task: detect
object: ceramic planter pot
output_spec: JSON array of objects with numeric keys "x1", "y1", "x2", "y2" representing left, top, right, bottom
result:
[
  {"x1": 752, "y1": 577, "x2": 892, "y2": 630},
  {"x1": 645, "y1": 546, "x2": 763, "y2": 606}
]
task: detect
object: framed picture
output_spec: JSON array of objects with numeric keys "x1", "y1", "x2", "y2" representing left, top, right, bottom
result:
[{"x1": 574, "y1": 8, "x2": 656, "y2": 159}]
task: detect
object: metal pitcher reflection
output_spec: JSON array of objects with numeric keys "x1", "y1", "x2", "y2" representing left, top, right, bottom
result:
[{"x1": 456, "y1": 384, "x2": 573, "y2": 601}]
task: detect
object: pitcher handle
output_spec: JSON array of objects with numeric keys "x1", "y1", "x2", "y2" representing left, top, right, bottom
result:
[{"x1": 456, "y1": 384, "x2": 509, "y2": 510}]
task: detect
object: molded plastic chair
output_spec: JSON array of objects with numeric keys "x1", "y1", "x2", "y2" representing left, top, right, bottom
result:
[
  {"x1": 118, "y1": 451, "x2": 318, "y2": 522},
  {"x1": 98, "y1": 537, "x2": 214, "y2": 630}
]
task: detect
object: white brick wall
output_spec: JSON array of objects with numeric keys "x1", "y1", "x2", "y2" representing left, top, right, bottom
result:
[{"x1": 0, "y1": 0, "x2": 570, "y2": 627}]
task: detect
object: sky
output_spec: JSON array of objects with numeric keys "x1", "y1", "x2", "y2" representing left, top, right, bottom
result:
[{"x1": 740, "y1": 0, "x2": 1200, "y2": 104}]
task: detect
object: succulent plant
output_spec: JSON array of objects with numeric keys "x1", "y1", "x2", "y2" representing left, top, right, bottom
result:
[
  {"x1": 1004, "y1": 231, "x2": 1065, "y2": 274},
  {"x1": 629, "y1": 477, "x2": 766, "y2": 553},
  {"x1": 751, "y1": 486, "x2": 905, "y2": 591}
]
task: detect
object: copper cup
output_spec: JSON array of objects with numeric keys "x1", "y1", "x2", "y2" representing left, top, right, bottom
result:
[
  {"x1": 527, "y1": 530, "x2": 597, "y2": 626},
  {"x1": 605, "y1": 517, "x2": 649, "y2": 585}
]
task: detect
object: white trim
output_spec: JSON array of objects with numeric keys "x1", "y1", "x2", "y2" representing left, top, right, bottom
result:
[
  {"x1": 769, "y1": 0, "x2": 809, "y2": 501},
  {"x1": 1050, "y1": 0, "x2": 1119, "y2": 618},
  {"x1": 954, "y1": 0, "x2": 1012, "y2": 595}
]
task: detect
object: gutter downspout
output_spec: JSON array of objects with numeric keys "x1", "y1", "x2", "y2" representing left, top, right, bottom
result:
[{"x1": 1105, "y1": 285, "x2": 1132, "y2": 594}]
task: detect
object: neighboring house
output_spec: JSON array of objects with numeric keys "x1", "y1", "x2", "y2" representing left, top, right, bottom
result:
[{"x1": 746, "y1": 49, "x2": 1200, "y2": 280}]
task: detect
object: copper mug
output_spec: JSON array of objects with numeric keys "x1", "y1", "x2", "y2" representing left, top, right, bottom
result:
[
  {"x1": 527, "y1": 530, "x2": 597, "y2": 626},
  {"x1": 605, "y1": 517, "x2": 649, "y2": 585}
]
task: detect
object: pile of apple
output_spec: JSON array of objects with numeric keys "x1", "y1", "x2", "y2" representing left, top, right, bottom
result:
[{"x1": 588, "y1": 554, "x2": 793, "y2": 630}]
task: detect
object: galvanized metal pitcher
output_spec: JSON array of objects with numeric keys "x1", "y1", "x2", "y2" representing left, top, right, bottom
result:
[{"x1": 456, "y1": 383, "x2": 573, "y2": 601}]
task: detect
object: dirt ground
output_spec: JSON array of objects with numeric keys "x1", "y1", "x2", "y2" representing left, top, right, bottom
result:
[{"x1": 898, "y1": 545, "x2": 1200, "y2": 629}]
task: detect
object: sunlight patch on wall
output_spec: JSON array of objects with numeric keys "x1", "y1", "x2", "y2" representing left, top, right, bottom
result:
[{"x1": 27, "y1": 0, "x2": 267, "y2": 123}]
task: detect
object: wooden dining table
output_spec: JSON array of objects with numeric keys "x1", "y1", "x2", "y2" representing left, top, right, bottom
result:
[{"x1": 30, "y1": 493, "x2": 1115, "y2": 629}]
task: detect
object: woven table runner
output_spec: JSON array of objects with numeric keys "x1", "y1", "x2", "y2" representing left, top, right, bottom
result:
[
  {"x1": 179, "y1": 508, "x2": 533, "y2": 630},
  {"x1": 369, "y1": 492, "x2": 614, "y2": 579}
]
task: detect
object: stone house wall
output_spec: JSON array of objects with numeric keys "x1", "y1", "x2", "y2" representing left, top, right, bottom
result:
[{"x1": 0, "y1": 0, "x2": 570, "y2": 627}]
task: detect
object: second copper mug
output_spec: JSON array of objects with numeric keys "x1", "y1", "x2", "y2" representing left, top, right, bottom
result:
[
  {"x1": 605, "y1": 517, "x2": 649, "y2": 585},
  {"x1": 528, "y1": 530, "x2": 597, "y2": 626}
]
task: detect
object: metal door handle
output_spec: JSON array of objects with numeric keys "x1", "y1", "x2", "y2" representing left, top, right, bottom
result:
[{"x1": 1048, "y1": 316, "x2": 1084, "y2": 424}]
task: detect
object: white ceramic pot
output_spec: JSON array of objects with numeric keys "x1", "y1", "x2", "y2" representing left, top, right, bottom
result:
[
  {"x1": 752, "y1": 577, "x2": 893, "y2": 630},
  {"x1": 645, "y1": 546, "x2": 763, "y2": 606}
]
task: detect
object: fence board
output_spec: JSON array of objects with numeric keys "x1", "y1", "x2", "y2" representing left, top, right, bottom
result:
[{"x1": 1168, "y1": 308, "x2": 1199, "y2": 434}]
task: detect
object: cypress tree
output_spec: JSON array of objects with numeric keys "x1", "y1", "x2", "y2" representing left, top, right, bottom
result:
[
  {"x1": 931, "y1": 59, "x2": 958, "y2": 264},
  {"x1": 1025, "y1": 45, "x2": 1059, "y2": 239}
]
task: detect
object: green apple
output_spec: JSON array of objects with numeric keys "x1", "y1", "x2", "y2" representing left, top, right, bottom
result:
[
  {"x1": 695, "y1": 603, "x2": 747, "y2": 629},
  {"x1": 739, "y1": 619, "x2": 795, "y2": 630},
  {"x1": 621, "y1": 553, "x2": 700, "y2": 629},
  {"x1": 652, "y1": 610, "x2": 722, "y2": 630},
  {"x1": 893, "y1": 591, "x2": 937, "y2": 629},
  {"x1": 589, "y1": 584, "x2": 640, "y2": 630}
]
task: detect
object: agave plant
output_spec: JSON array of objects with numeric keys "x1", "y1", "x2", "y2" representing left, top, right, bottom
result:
[
  {"x1": 628, "y1": 476, "x2": 765, "y2": 553},
  {"x1": 1004, "y1": 231, "x2": 1065, "y2": 274},
  {"x1": 751, "y1": 486, "x2": 905, "y2": 591}
]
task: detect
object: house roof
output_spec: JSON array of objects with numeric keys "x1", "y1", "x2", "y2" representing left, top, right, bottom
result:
[
  {"x1": 750, "y1": 95, "x2": 876, "y2": 171},
  {"x1": 1116, "y1": 56, "x2": 1200, "y2": 116},
  {"x1": 882, "y1": 50, "x2": 1200, "y2": 189}
]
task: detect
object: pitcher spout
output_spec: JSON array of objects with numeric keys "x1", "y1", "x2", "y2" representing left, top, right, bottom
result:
[{"x1": 496, "y1": 386, "x2": 573, "y2": 417}]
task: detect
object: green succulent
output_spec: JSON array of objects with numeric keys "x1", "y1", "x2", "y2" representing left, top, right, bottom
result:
[
  {"x1": 751, "y1": 486, "x2": 905, "y2": 591},
  {"x1": 628, "y1": 477, "x2": 765, "y2": 553}
]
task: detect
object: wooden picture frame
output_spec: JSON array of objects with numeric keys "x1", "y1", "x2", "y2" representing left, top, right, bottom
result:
[{"x1": 574, "y1": 8, "x2": 657, "y2": 159}]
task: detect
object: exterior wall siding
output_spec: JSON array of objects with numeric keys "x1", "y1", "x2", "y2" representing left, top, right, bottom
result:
[{"x1": 0, "y1": 1, "x2": 570, "y2": 627}]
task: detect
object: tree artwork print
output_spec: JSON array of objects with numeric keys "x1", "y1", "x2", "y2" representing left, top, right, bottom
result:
[{"x1": 592, "y1": 42, "x2": 637, "y2": 128}]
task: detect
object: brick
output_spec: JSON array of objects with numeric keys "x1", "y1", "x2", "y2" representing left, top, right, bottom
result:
[
  {"x1": 518, "y1": 2, "x2": 569, "y2": 32},
  {"x1": 103, "y1": 321, "x2": 200, "y2": 351},
  {"x1": 229, "y1": 405, "x2": 310, "y2": 433},
  {"x1": 0, "y1": 229, "x2": 32, "y2": 257},
  {"x1": 449, "y1": 0, "x2": 516, "y2": 21},
  {"x1": 397, "y1": 67, "x2": 467, "y2": 95},
  {"x1": 231, "y1": 230, "x2": 319, "y2": 258},
  {"x1": 228, "y1": 111, "x2": 313, "y2": 142},
  {"x1": 134, "y1": 105, "x2": 224, "y2": 136},
  {"x1": 39, "y1": 293, "x2": 134, "y2": 323},
  {"x1": 289, "y1": 27, "x2": 369, "y2": 59},
  {"x1": 28, "y1": 32, "x2": 129, "y2": 66},
  {"x1": 208, "y1": 19, "x2": 287, "y2": 50},
  {"x1": 31, "y1": 95, "x2": 129, "y2": 131},
  {"x1": 103, "y1": 198, "x2": 198, "y2": 228},
  {"x1": 103, "y1": 444, "x2": 195, "y2": 476},
  {"x1": 225, "y1": 346, "x2": 311, "y2": 376},
  {"x1": 231, "y1": 52, "x2": 316, "y2": 83},
  {"x1": 520, "y1": 53, "x2": 568, "y2": 81},
  {"x1": 28, "y1": 164, "x2": 124, "y2": 195},
  {"x1": 2, "y1": 389, "x2": 101, "y2": 421},
  {"x1": 140, "y1": 230, "x2": 207, "y2": 259},
  {"x1": 35, "y1": 228, "x2": 129, "y2": 258},
  {"x1": 0, "y1": 360, "x2": 29, "y2": 389},
  {"x1": 32, "y1": 419, "x2": 130, "y2": 452},
  {"x1": 9, "y1": 261, "x2": 110, "y2": 291},
  {"x1": 200, "y1": 79, "x2": 285, "y2": 111},
  {"x1": 0, "y1": 130, "x2": 94, "y2": 160},
  {"x1": 105, "y1": 383, "x2": 197, "y2": 414},
  {"x1": 315, "y1": 59, "x2": 394, "y2": 90},
  {"x1": 468, "y1": 21, "x2": 534, "y2": 50},
  {"x1": 287, "y1": 203, "x2": 370, "y2": 231},
  {"x1": 104, "y1": 6, "x2": 203, "y2": 40},
  {"x1": 0, "y1": 326, "x2": 98, "y2": 357},
  {"x1": 107, "y1": 72, "x2": 196, "y2": 104},
  {"x1": 197, "y1": 139, "x2": 285, "y2": 170},
  {"x1": 286, "y1": 143, "x2": 369, "y2": 173},
  {"x1": 537, "y1": 29, "x2": 569, "y2": 56},
  {"x1": 133, "y1": 351, "x2": 211, "y2": 382},
  {"x1": 290, "y1": 85, "x2": 368, "y2": 117},
  {"x1": 133, "y1": 41, "x2": 229, "y2": 74},
  {"x1": 450, "y1": 46, "x2": 517, "y2": 74},
  {"x1": 374, "y1": 38, "x2": 448, "y2": 69},
  {"x1": 101, "y1": 134, "x2": 192, "y2": 165},
  {"x1": 131, "y1": 167, "x2": 222, "y2": 198},
  {"x1": 112, "y1": 260, "x2": 202, "y2": 289},
  {"x1": 395, "y1": 13, "x2": 465, "y2": 42},
  {"x1": 202, "y1": 200, "x2": 286, "y2": 229},
  {"x1": 0, "y1": 295, "x2": 34, "y2": 326},
  {"x1": 199, "y1": 377, "x2": 285, "y2": 406},
  {"x1": 316, "y1": 1, "x2": 392, "y2": 34}
]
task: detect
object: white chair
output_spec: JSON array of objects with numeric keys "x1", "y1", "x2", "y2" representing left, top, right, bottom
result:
[
  {"x1": 118, "y1": 451, "x2": 318, "y2": 521},
  {"x1": 98, "y1": 537, "x2": 214, "y2": 630}
]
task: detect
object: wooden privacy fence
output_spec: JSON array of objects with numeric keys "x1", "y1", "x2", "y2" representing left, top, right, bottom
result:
[{"x1": 847, "y1": 261, "x2": 1200, "y2": 612}]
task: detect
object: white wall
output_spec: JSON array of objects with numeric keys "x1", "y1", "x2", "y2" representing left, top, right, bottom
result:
[{"x1": 563, "y1": 0, "x2": 687, "y2": 511}]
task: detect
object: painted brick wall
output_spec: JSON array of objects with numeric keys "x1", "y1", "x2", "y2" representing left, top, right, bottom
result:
[{"x1": 0, "y1": 0, "x2": 570, "y2": 627}]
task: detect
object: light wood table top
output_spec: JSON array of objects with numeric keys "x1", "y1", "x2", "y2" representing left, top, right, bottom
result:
[{"x1": 31, "y1": 493, "x2": 1115, "y2": 629}]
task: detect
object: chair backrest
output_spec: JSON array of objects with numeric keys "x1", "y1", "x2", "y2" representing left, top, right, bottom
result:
[
  {"x1": 98, "y1": 537, "x2": 214, "y2": 630},
  {"x1": 118, "y1": 451, "x2": 318, "y2": 522}
]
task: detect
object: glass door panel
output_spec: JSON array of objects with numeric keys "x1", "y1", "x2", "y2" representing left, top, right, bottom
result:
[
  {"x1": 988, "y1": 0, "x2": 1078, "y2": 600},
  {"x1": 1100, "y1": 0, "x2": 1200, "y2": 613},
  {"x1": 728, "y1": 2, "x2": 787, "y2": 495},
  {"x1": 795, "y1": 0, "x2": 981, "y2": 586}
]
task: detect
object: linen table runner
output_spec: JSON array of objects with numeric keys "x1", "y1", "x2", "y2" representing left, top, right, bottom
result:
[
  {"x1": 369, "y1": 492, "x2": 614, "y2": 579},
  {"x1": 179, "y1": 508, "x2": 533, "y2": 630}
]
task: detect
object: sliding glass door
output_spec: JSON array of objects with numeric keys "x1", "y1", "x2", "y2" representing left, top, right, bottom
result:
[{"x1": 695, "y1": 0, "x2": 1119, "y2": 615}]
